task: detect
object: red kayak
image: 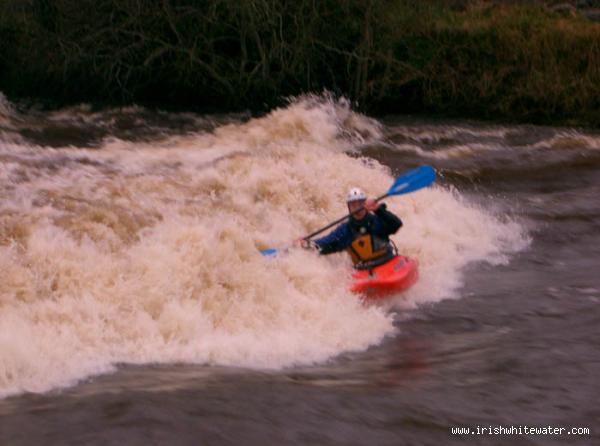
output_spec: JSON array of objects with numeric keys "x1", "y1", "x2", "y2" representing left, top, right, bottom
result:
[{"x1": 351, "y1": 255, "x2": 418, "y2": 299}]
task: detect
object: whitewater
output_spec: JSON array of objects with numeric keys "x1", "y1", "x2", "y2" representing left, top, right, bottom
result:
[{"x1": 0, "y1": 95, "x2": 527, "y2": 397}]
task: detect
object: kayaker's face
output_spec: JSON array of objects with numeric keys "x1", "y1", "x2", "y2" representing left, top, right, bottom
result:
[{"x1": 348, "y1": 199, "x2": 367, "y2": 220}]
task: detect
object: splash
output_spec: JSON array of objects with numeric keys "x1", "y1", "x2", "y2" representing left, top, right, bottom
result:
[
  {"x1": 0, "y1": 92, "x2": 14, "y2": 120},
  {"x1": 0, "y1": 92, "x2": 21, "y2": 144},
  {"x1": 0, "y1": 96, "x2": 525, "y2": 397}
]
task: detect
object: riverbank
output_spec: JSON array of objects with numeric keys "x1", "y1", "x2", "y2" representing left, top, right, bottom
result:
[{"x1": 1, "y1": 1, "x2": 600, "y2": 126}]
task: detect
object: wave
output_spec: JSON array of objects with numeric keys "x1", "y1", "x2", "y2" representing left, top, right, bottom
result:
[{"x1": 0, "y1": 96, "x2": 526, "y2": 397}]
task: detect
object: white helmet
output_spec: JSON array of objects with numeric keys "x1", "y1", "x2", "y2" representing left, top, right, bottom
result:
[{"x1": 346, "y1": 187, "x2": 367, "y2": 203}]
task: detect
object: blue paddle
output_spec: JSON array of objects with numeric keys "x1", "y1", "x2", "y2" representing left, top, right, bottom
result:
[{"x1": 260, "y1": 165, "x2": 436, "y2": 256}]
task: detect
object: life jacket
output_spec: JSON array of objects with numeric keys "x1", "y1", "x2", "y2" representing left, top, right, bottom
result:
[{"x1": 346, "y1": 218, "x2": 395, "y2": 268}]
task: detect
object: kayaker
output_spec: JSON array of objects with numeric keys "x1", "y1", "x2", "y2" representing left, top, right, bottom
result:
[{"x1": 298, "y1": 188, "x2": 402, "y2": 269}]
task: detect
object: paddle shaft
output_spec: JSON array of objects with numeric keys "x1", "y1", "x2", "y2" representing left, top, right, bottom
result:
[{"x1": 303, "y1": 192, "x2": 390, "y2": 241}]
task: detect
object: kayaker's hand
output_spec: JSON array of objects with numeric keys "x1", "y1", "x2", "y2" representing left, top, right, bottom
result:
[
  {"x1": 364, "y1": 198, "x2": 379, "y2": 212},
  {"x1": 295, "y1": 238, "x2": 312, "y2": 249},
  {"x1": 294, "y1": 238, "x2": 309, "y2": 249}
]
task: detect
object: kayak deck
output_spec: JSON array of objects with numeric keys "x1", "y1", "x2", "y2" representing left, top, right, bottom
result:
[{"x1": 351, "y1": 255, "x2": 418, "y2": 299}]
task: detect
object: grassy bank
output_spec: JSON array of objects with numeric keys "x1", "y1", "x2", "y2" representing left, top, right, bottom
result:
[{"x1": 1, "y1": 1, "x2": 600, "y2": 125}]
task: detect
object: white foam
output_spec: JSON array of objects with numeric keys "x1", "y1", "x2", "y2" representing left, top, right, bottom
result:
[
  {"x1": 390, "y1": 142, "x2": 494, "y2": 159},
  {"x1": 529, "y1": 130, "x2": 600, "y2": 151},
  {"x1": 0, "y1": 92, "x2": 14, "y2": 118},
  {"x1": 0, "y1": 93, "x2": 21, "y2": 143},
  {"x1": 0, "y1": 97, "x2": 527, "y2": 397}
]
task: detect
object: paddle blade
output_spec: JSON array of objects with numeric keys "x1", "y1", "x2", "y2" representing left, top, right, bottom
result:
[
  {"x1": 387, "y1": 165, "x2": 436, "y2": 196},
  {"x1": 260, "y1": 248, "x2": 279, "y2": 256}
]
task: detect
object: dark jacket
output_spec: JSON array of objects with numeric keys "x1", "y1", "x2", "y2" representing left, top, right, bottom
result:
[{"x1": 313, "y1": 204, "x2": 402, "y2": 254}]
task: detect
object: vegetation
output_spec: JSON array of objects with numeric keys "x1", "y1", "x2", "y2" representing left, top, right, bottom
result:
[{"x1": 1, "y1": 0, "x2": 600, "y2": 125}]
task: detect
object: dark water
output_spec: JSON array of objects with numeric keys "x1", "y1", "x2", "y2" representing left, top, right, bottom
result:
[{"x1": 1, "y1": 105, "x2": 599, "y2": 445}]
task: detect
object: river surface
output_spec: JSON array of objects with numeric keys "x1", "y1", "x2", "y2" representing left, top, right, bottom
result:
[{"x1": 0, "y1": 94, "x2": 598, "y2": 445}]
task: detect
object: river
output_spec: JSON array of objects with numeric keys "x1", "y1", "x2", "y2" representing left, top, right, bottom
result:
[{"x1": 0, "y1": 94, "x2": 598, "y2": 445}]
